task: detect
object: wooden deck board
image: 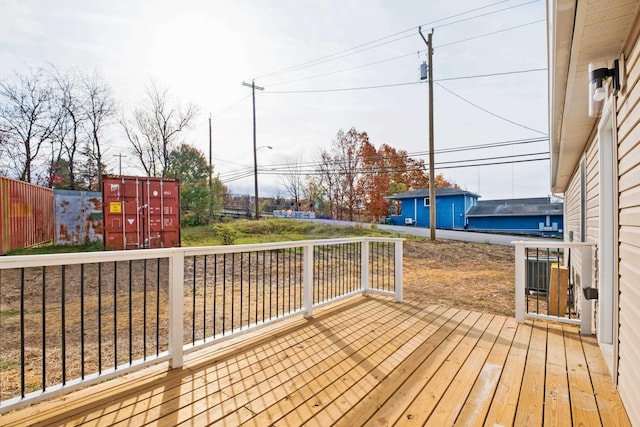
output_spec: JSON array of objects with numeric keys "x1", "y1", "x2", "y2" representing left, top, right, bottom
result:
[
  {"x1": 453, "y1": 317, "x2": 518, "y2": 427},
  {"x1": 0, "y1": 296, "x2": 631, "y2": 427}
]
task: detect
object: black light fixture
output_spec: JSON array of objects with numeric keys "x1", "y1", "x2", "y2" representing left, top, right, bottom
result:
[{"x1": 588, "y1": 59, "x2": 621, "y2": 117}]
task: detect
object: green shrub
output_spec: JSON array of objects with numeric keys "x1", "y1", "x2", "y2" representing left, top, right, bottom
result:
[{"x1": 212, "y1": 225, "x2": 238, "y2": 245}]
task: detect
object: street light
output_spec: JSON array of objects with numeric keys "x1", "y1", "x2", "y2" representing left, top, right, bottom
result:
[{"x1": 253, "y1": 145, "x2": 272, "y2": 219}]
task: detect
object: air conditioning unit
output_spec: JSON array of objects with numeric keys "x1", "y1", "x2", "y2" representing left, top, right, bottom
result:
[
  {"x1": 404, "y1": 218, "x2": 414, "y2": 225},
  {"x1": 526, "y1": 256, "x2": 559, "y2": 293}
]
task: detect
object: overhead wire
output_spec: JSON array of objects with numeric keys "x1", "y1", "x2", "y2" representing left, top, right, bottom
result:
[
  {"x1": 263, "y1": 67, "x2": 546, "y2": 94},
  {"x1": 217, "y1": 136, "x2": 550, "y2": 183},
  {"x1": 252, "y1": 0, "x2": 538, "y2": 81},
  {"x1": 435, "y1": 82, "x2": 547, "y2": 135}
]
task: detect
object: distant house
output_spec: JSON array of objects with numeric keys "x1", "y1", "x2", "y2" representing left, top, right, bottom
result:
[
  {"x1": 385, "y1": 188, "x2": 479, "y2": 229},
  {"x1": 465, "y1": 197, "x2": 563, "y2": 237}
]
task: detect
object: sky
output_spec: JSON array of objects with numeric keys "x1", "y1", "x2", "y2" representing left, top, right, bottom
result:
[{"x1": 0, "y1": 0, "x2": 549, "y2": 201}]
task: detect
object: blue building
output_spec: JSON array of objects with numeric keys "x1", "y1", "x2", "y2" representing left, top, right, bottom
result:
[
  {"x1": 386, "y1": 188, "x2": 479, "y2": 229},
  {"x1": 465, "y1": 197, "x2": 563, "y2": 237}
]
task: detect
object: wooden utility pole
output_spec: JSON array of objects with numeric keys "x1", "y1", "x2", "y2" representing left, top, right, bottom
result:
[
  {"x1": 242, "y1": 80, "x2": 264, "y2": 220},
  {"x1": 420, "y1": 26, "x2": 436, "y2": 241},
  {"x1": 208, "y1": 114, "x2": 213, "y2": 223},
  {"x1": 113, "y1": 153, "x2": 127, "y2": 176}
]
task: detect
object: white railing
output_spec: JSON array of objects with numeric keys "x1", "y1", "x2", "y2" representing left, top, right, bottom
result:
[
  {"x1": 513, "y1": 240, "x2": 595, "y2": 334},
  {"x1": 0, "y1": 237, "x2": 403, "y2": 413}
]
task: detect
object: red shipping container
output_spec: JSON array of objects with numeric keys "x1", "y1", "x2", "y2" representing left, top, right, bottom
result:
[
  {"x1": 102, "y1": 176, "x2": 181, "y2": 250},
  {"x1": 0, "y1": 176, "x2": 54, "y2": 254}
]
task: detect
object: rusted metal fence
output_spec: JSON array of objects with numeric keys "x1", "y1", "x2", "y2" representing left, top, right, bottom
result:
[
  {"x1": 54, "y1": 190, "x2": 103, "y2": 245},
  {"x1": 0, "y1": 177, "x2": 54, "y2": 254}
]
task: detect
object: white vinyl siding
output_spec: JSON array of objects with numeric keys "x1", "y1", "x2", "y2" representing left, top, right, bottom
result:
[
  {"x1": 615, "y1": 26, "x2": 640, "y2": 424},
  {"x1": 564, "y1": 166, "x2": 582, "y2": 242},
  {"x1": 585, "y1": 139, "x2": 600, "y2": 245}
]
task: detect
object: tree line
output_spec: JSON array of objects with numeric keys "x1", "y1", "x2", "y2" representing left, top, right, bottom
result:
[
  {"x1": 0, "y1": 66, "x2": 457, "y2": 225},
  {"x1": 291, "y1": 127, "x2": 458, "y2": 222}
]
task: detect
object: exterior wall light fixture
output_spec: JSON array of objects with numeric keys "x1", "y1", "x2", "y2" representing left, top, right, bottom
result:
[{"x1": 588, "y1": 59, "x2": 621, "y2": 117}]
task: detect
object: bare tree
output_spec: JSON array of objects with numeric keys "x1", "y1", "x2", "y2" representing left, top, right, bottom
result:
[
  {"x1": 314, "y1": 149, "x2": 339, "y2": 218},
  {"x1": 50, "y1": 67, "x2": 87, "y2": 189},
  {"x1": 79, "y1": 70, "x2": 115, "y2": 190},
  {"x1": 0, "y1": 68, "x2": 57, "y2": 183},
  {"x1": 280, "y1": 157, "x2": 306, "y2": 209},
  {"x1": 121, "y1": 83, "x2": 198, "y2": 177}
]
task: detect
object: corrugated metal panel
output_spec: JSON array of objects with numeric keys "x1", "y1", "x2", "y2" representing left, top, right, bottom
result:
[
  {"x1": 615, "y1": 30, "x2": 640, "y2": 424},
  {"x1": 0, "y1": 177, "x2": 54, "y2": 254},
  {"x1": 54, "y1": 189, "x2": 103, "y2": 245},
  {"x1": 102, "y1": 176, "x2": 180, "y2": 250}
]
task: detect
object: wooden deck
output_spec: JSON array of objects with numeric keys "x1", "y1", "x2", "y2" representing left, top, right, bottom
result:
[{"x1": 0, "y1": 296, "x2": 631, "y2": 426}]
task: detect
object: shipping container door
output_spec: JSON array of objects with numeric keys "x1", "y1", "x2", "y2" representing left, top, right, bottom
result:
[
  {"x1": 103, "y1": 178, "x2": 142, "y2": 250},
  {"x1": 142, "y1": 179, "x2": 180, "y2": 248}
]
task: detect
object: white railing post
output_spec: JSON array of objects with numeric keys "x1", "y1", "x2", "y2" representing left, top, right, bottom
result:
[
  {"x1": 303, "y1": 243, "x2": 314, "y2": 319},
  {"x1": 515, "y1": 243, "x2": 525, "y2": 323},
  {"x1": 361, "y1": 239, "x2": 370, "y2": 295},
  {"x1": 168, "y1": 249, "x2": 184, "y2": 368},
  {"x1": 394, "y1": 240, "x2": 403, "y2": 302},
  {"x1": 580, "y1": 246, "x2": 593, "y2": 335}
]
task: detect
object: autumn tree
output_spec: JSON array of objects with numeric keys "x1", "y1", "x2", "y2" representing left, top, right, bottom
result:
[
  {"x1": 358, "y1": 140, "x2": 390, "y2": 221},
  {"x1": 121, "y1": 82, "x2": 198, "y2": 177},
  {"x1": 321, "y1": 128, "x2": 367, "y2": 220}
]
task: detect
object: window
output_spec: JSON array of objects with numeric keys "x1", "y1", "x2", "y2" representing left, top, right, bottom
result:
[{"x1": 423, "y1": 197, "x2": 429, "y2": 206}]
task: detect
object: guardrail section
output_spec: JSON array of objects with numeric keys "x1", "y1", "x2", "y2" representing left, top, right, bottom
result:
[
  {"x1": 0, "y1": 237, "x2": 403, "y2": 413},
  {"x1": 513, "y1": 241, "x2": 595, "y2": 334}
]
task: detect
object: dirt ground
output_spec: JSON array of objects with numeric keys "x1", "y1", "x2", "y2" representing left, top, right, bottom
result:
[{"x1": 402, "y1": 239, "x2": 516, "y2": 317}]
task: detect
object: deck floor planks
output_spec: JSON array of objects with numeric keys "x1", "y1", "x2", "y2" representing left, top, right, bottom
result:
[
  {"x1": 513, "y1": 320, "x2": 548, "y2": 426},
  {"x1": 55, "y1": 297, "x2": 386, "y2": 427},
  {"x1": 543, "y1": 322, "x2": 571, "y2": 426},
  {"x1": 394, "y1": 312, "x2": 495, "y2": 426},
  {"x1": 580, "y1": 333, "x2": 632, "y2": 426},
  {"x1": 482, "y1": 321, "x2": 533, "y2": 426},
  {"x1": 177, "y1": 300, "x2": 432, "y2": 426},
  {"x1": 160, "y1": 299, "x2": 423, "y2": 426},
  {"x1": 100, "y1": 299, "x2": 381, "y2": 427},
  {"x1": 311, "y1": 307, "x2": 464, "y2": 427},
  {"x1": 424, "y1": 315, "x2": 507, "y2": 427},
  {"x1": 453, "y1": 317, "x2": 518, "y2": 427},
  {"x1": 243, "y1": 305, "x2": 451, "y2": 426},
  {"x1": 357, "y1": 310, "x2": 480, "y2": 427},
  {"x1": 0, "y1": 297, "x2": 631, "y2": 427},
  {"x1": 563, "y1": 325, "x2": 603, "y2": 427}
]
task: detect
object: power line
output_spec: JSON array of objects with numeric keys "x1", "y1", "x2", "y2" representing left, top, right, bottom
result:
[
  {"x1": 211, "y1": 94, "x2": 251, "y2": 118},
  {"x1": 216, "y1": 136, "x2": 548, "y2": 173},
  {"x1": 436, "y1": 19, "x2": 545, "y2": 49},
  {"x1": 436, "y1": 68, "x2": 546, "y2": 83},
  {"x1": 252, "y1": 0, "x2": 539, "y2": 81},
  {"x1": 268, "y1": 51, "x2": 424, "y2": 88},
  {"x1": 435, "y1": 82, "x2": 547, "y2": 135},
  {"x1": 263, "y1": 67, "x2": 546, "y2": 94},
  {"x1": 265, "y1": 20, "x2": 545, "y2": 90},
  {"x1": 265, "y1": 80, "x2": 425, "y2": 94}
]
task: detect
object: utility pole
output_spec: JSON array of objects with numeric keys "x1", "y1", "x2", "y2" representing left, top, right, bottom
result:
[
  {"x1": 208, "y1": 113, "x2": 213, "y2": 223},
  {"x1": 242, "y1": 80, "x2": 264, "y2": 220},
  {"x1": 113, "y1": 153, "x2": 127, "y2": 176},
  {"x1": 419, "y1": 26, "x2": 436, "y2": 241}
]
